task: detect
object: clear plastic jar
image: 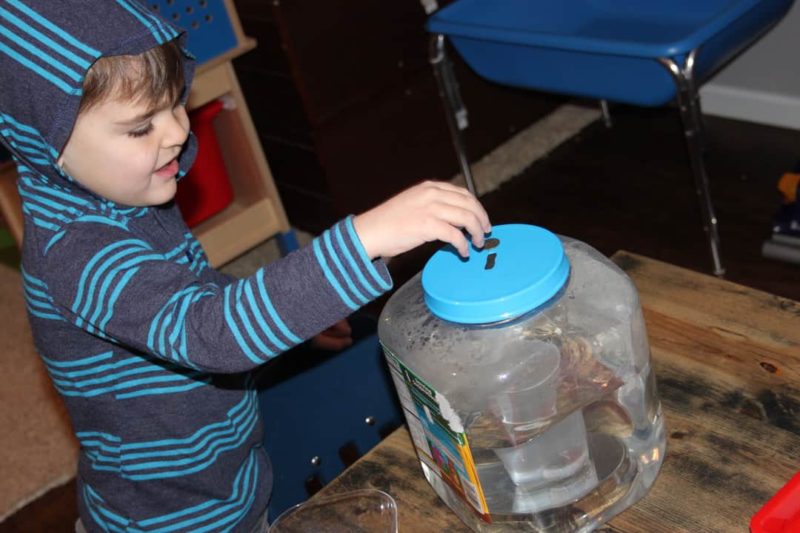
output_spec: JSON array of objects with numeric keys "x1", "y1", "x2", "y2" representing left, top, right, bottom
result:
[{"x1": 378, "y1": 225, "x2": 665, "y2": 532}]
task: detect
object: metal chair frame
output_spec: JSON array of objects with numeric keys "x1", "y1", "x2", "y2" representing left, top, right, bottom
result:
[{"x1": 430, "y1": 34, "x2": 725, "y2": 276}]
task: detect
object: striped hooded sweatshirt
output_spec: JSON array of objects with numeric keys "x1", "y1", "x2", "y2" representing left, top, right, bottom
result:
[{"x1": 0, "y1": 1, "x2": 392, "y2": 531}]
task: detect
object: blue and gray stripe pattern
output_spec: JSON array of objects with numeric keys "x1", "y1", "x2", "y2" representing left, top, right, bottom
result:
[
  {"x1": 2, "y1": 1, "x2": 393, "y2": 531},
  {"x1": 114, "y1": 0, "x2": 179, "y2": 46},
  {"x1": 76, "y1": 389, "x2": 259, "y2": 480},
  {"x1": 313, "y1": 216, "x2": 393, "y2": 310},
  {"x1": 22, "y1": 268, "x2": 64, "y2": 321},
  {"x1": 0, "y1": 115, "x2": 59, "y2": 166},
  {"x1": 82, "y1": 448, "x2": 261, "y2": 532},
  {"x1": 41, "y1": 350, "x2": 210, "y2": 400},
  {"x1": 0, "y1": 0, "x2": 101, "y2": 94}
]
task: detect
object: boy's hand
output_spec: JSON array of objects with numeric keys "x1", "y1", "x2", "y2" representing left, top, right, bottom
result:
[
  {"x1": 353, "y1": 181, "x2": 491, "y2": 259},
  {"x1": 311, "y1": 319, "x2": 353, "y2": 351}
]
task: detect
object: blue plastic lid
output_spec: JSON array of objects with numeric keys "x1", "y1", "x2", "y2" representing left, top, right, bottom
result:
[{"x1": 422, "y1": 224, "x2": 569, "y2": 324}]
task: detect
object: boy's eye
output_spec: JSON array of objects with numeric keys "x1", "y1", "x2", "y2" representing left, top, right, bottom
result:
[{"x1": 128, "y1": 123, "x2": 153, "y2": 138}]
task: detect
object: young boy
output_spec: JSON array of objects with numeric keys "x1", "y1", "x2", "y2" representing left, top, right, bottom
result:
[{"x1": 0, "y1": 1, "x2": 490, "y2": 531}]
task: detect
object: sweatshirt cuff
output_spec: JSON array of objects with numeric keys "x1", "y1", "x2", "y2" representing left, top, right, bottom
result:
[
  {"x1": 343, "y1": 215, "x2": 393, "y2": 292},
  {"x1": 312, "y1": 217, "x2": 393, "y2": 310}
]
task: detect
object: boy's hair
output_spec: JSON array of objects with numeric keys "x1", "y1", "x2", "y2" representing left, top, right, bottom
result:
[{"x1": 79, "y1": 40, "x2": 184, "y2": 114}]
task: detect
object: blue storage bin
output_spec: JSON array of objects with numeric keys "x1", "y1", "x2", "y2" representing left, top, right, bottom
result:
[
  {"x1": 257, "y1": 316, "x2": 403, "y2": 517},
  {"x1": 428, "y1": 0, "x2": 793, "y2": 106},
  {"x1": 148, "y1": 0, "x2": 239, "y2": 65}
]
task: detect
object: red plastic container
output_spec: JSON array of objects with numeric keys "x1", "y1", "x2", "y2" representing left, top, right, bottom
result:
[
  {"x1": 751, "y1": 472, "x2": 800, "y2": 533},
  {"x1": 176, "y1": 99, "x2": 234, "y2": 227}
]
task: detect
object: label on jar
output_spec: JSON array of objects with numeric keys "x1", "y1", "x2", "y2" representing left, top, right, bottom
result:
[{"x1": 383, "y1": 347, "x2": 491, "y2": 521}]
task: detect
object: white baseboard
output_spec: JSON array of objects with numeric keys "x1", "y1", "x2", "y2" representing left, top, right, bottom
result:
[{"x1": 700, "y1": 83, "x2": 800, "y2": 131}]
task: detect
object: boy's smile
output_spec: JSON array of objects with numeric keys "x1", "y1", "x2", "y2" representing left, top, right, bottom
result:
[
  {"x1": 154, "y1": 158, "x2": 180, "y2": 179},
  {"x1": 58, "y1": 95, "x2": 190, "y2": 207}
]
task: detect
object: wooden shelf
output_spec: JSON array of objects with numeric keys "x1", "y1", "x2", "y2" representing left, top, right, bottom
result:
[
  {"x1": 184, "y1": 4, "x2": 291, "y2": 268},
  {"x1": 193, "y1": 197, "x2": 282, "y2": 267}
]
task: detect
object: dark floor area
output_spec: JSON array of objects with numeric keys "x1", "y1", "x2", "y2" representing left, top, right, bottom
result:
[
  {"x1": 487, "y1": 103, "x2": 800, "y2": 302},
  {"x1": 389, "y1": 102, "x2": 800, "y2": 304},
  {"x1": 3, "y1": 101, "x2": 799, "y2": 532}
]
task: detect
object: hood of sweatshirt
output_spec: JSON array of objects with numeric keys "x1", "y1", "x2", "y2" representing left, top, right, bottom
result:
[{"x1": 0, "y1": 0, "x2": 197, "y2": 216}]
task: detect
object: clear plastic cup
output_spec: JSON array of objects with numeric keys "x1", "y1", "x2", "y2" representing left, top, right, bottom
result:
[
  {"x1": 268, "y1": 489, "x2": 398, "y2": 533},
  {"x1": 490, "y1": 340, "x2": 561, "y2": 430},
  {"x1": 494, "y1": 410, "x2": 594, "y2": 490}
]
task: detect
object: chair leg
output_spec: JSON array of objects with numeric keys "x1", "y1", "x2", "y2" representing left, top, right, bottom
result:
[
  {"x1": 659, "y1": 52, "x2": 725, "y2": 277},
  {"x1": 691, "y1": 91, "x2": 710, "y2": 154},
  {"x1": 429, "y1": 34, "x2": 478, "y2": 196},
  {"x1": 600, "y1": 100, "x2": 613, "y2": 128}
]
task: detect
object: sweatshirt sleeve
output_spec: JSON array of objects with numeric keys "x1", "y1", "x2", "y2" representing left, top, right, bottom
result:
[{"x1": 41, "y1": 216, "x2": 393, "y2": 373}]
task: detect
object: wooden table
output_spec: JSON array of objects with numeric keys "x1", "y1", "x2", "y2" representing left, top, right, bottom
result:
[{"x1": 313, "y1": 251, "x2": 800, "y2": 532}]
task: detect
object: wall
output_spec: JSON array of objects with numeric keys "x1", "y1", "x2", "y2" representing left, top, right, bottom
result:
[{"x1": 700, "y1": 1, "x2": 800, "y2": 130}]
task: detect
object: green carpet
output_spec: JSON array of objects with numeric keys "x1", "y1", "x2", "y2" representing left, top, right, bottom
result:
[{"x1": 0, "y1": 229, "x2": 19, "y2": 269}]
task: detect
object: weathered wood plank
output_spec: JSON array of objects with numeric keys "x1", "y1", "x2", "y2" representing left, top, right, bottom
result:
[
  {"x1": 608, "y1": 356, "x2": 800, "y2": 532},
  {"x1": 309, "y1": 252, "x2": 800, "y2": 532},
  {"x1": 612, "y1": 251, "x2": 800, "y2": 354}
]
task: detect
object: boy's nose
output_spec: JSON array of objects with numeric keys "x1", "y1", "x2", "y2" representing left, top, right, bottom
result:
[{"x1": 164, "y1": 107, "x2": 190, "y2": 148}]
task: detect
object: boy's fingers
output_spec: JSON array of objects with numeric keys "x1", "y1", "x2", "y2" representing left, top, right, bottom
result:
[
  {"x1": 447, "y1": 228, "x2": 471, "y2": 258},
  {"x1": 434, "y1": 203, "x2": 487, "y2": 249},
  {"x1": 429, "y1": 185, "x2": 491, "y2": 232},
  {"x1": 469, "y1": 230, "x2": 486, "y2": 249},
  {"x1": 428, "y1": 219, "x2": 466, "y2": 257},
  {"x1": 464, "y1": 219, "x2": 486, "y2": 249}
]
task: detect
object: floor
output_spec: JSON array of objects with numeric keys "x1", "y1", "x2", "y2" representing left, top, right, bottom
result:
[
  {"x1": 2, "y1": 100, "x2": 799, "y2": 532},
  {"x1": 388, "y1": 102, "x2": 800, "y2": 304},
  {"x1": 484, "y1": 103, "x2": 800, "y2": 302}
]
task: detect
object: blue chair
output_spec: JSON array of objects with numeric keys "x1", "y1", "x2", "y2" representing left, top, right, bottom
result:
[
  {"x1": 428, "y1": 0, "x2": 794, "y2": 276},
  {"x1": 256, "y1": 316, "x2": 403, "y2": 518}
]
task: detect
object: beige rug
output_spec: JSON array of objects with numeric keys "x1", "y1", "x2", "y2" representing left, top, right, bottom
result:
[
  {"x1": 449, "y1": 103, "x2": 600, "y2": 194},
  {"x1": 0, "y1": 264, "x2": 78, "y2": 522}
]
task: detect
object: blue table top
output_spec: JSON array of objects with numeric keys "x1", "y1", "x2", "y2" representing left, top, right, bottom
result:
[{"x1": 428, "y1": 0, "x2": 792, "y2": 58}]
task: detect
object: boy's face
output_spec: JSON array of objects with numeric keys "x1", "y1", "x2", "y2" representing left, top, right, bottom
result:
[{"x1": 58, "y1": 95, "x2": 190, "y2": 207}]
